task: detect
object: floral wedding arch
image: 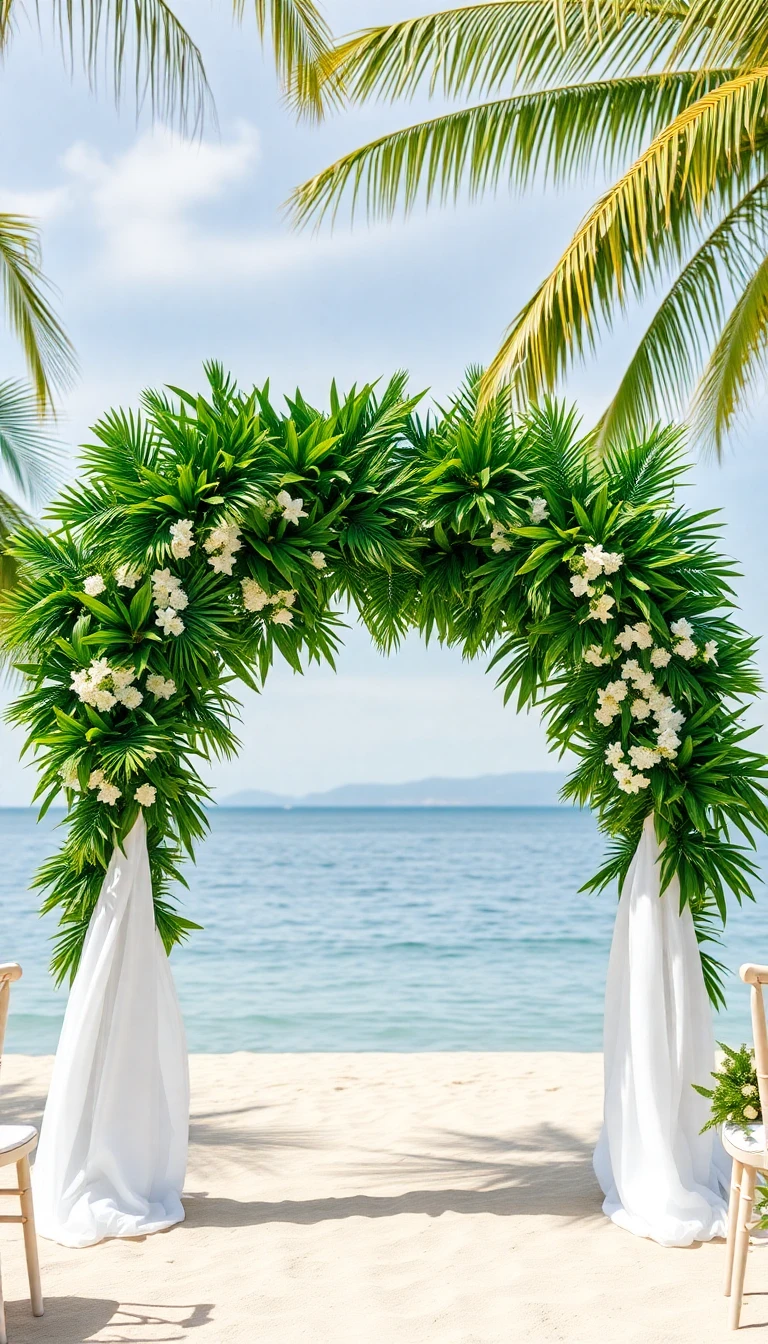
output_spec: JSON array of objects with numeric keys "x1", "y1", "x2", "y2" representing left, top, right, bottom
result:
[{"x1": 2, "y1": 364, "x2": 767, "y2": 1248}]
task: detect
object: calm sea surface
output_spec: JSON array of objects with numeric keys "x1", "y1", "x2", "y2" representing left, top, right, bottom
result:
[{"x1": 1, "y1": 807, "x2": 765, "y2": 1053}]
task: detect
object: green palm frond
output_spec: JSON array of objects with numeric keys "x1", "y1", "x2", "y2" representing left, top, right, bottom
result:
[
  {"x1": 301, "y1": 0, "x2": 686, "y2": 115},
  {"x1": 690, "y1": 253, "x2": 768, "y2": 455},
  {"x1": 596, "y1": 175, "x2": 768, "y2": 447},
  {"x1": 290, "y1": 70, "x2": 732, "y2": 226},
  {"x1": 0, "y1": 379, "x2": 63, "y2": 504},
  {"x1": 247, "y1": 0, "x2": 333, "y2": 110},
  {"x1": 0, "y1": 215, "x2": 76, "y2": 413},
  {"x1": 480, "y1": 70, "x2": 768, "y2": 406}
]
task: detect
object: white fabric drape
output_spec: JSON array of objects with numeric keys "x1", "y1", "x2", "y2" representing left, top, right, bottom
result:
[
  {"x1": 593, "y1": 813, "x2": 730, "y2": 1246},
  {"x1": 33, "y1": 815, "x2": 189, "y2": 1248}
]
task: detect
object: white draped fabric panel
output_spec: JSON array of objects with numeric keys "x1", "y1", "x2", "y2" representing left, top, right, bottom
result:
[
  {"x1": 593, "y1": 813, "x2": 730, "y2": 1246},
  {"x1": 33, "y1": 815, "x2": 189, "y2": 1248}
]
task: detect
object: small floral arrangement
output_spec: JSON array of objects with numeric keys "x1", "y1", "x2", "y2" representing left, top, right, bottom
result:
[{"x1": 693, "y1": 1043, "x2": 761, "y2": 1136}]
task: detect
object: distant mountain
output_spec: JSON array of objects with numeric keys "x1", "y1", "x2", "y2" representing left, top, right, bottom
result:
[{"x1": 221, "y1": 772, "x2": 570, "y2": 809}]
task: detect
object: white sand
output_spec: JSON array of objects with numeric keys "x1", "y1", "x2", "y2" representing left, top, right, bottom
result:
[{"x1": 0, "y1": 1052, "x2": 762, "y2": 1343}]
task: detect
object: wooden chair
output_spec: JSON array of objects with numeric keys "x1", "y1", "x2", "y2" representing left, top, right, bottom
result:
[
  {"x1": 723, "y1": 962, "x2": 768, "y2": 1330},
  {"x1": 0, "y1": 965, "x2": 43, "y2": 1344}
]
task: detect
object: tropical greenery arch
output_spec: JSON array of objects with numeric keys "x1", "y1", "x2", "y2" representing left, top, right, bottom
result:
[{"x1": 2, "y1": 364, "x2": 766, "y2": 1006}]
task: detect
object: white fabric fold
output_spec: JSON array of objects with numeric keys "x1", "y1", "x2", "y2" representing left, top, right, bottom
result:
[
  {"x1": 33, "y1": 815, "x2": 189, "y2": 1248},
  {"x1": 593, "y1": 813, "x2": 730, "y2": 1246}
]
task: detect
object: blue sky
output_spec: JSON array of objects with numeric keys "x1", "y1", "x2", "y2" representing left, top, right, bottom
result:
[{"x1": 1, "y1": 0, "x2": 767, "y2": 802}]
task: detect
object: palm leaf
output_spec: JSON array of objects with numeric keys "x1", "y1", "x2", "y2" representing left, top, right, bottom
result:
[
  {"x1": 690, "y1": 253, "x2": 768, "y2": 455},
  {"x1": 479, "y1": 69, "x2": 768, "y2": 406},
  {"x1": 0, "y1": 379, "x2": 62, "y2": 504},
  {"x1": 0, "y1": 215, "x2": 76, "y2": 412}
]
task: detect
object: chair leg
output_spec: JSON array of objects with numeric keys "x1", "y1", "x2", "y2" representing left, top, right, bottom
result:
[
  {"x1": 725, "y1": 1160, "x2": 744, "y2": 1295},
  {"x1": 729, "y1": 1165, "x2": 756, "y2": 1330},
  {"x1": 0, "y1": 1248, "x2": 7, "y2": 1344},
  {"x1": 16, "y1": 1156, "x2": 43, "y2": 1317}
]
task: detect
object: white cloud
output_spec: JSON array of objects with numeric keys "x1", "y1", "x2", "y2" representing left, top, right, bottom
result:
[{"x1": 44, "y1": 121, "x2": 413, "y2": 288}]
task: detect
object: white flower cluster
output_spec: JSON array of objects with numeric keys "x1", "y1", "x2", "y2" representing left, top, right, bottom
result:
[
  {"x1": 241, "y1": 578, "x2": 298, "y2": 625},
  {"x1": 152, "y1": 568, "x2": 187, "y2": 637},
  {"x1": 83, "y1": 574, "x2": 106, "y2": 596},
  {"x1": 603, "y1": 745, "x2": 652, "y2": 795},
  {"x1": 614, "y1": 621, "x2": 653, "y2": 652},
  {"x1": 145, "y1": 673, "x2": 176, "y2": 700},
  {"x1": 170, "y1": 518, "x2": 195, "y2": 559},
  {"x1": 599, "y1": 650, "x2": 688, "y2": 792},
  {"x1": 309, "y1": 551, "x2": 327, "y2": 570},
  {"x1": 59, "y1": 763, "x2": 80, "y2": 791},
  {"x1": 204, "y1": 523, "x2": 242, "y2": 576},
  {"x1": 583, "y1": 644, "x2": 611, "y2": 667},
  {"x1": 490, "y1": 521, "x2": 511, "y2": 553},
  {"x1": 116, "y1": 563, "x2": 142, "y2": 589},
  {"x1": 567, "y1": 543, "x2": 623, "y2": 624},
  {"x1": 277, "y1": 490, "x2": 308, "y2": 526},
  {"x1": 590, "y1": 594, "x2": 615, "y2": 624},
  {"x1": 530, "y1": 497, "x2": 549, "y2": 524},
  {"x1": 70, "y1": 659, "x2": 143, "y2": 712},
  {"x1": 87, "y1": 769, "x2": 121, "y2": 807},
  {"x1": 669, "y1": 617, "x2": 718, "y2": 665},
  {"x1": 134, "y1": 783, "x2": 157, "y2": 807}
]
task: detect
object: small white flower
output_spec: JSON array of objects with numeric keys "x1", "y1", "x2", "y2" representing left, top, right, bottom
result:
[
  {"x1": 620, "y1": 659, "x2": 642, "y2": 682},
  {"x1": 602, "y1": 551, "x2": 624, "y2": 575},
  {"x1": 276, "y1": 589, "x2": 297, "y2": 608},
  {"x1": 309, "y1": 551, "x2": 327, "y2": 570},
  {"x1": 93, "y1": 689, "x2": 117, "y2": 712},
  {"x1": 110, "y1": 667, "x2": 136, "y2": 692},
  {"x1": 703, "y1": 640, "x2": 718, "y2": 664},
  {"x1": 633, "y1": 670, "x2": 656, "y2": 696},
  {"x1": 170, "y1": 518, "x2": 195, "y2": 559},
  {"x1": 88, "y1": 769, "x2": 105, "y2": 790},
  {"x1": 530, "y1": 497, "x2": 549, "y2": 524},
  {"x1": 583, "y1": 544, "x2": 607, "y2": 580},
  {"x1": 614, "y1": 626, "x2": 636, "y2": 652},
  {"x1": 629, "y1": 745, "x2": 660, "y2": 771},
  {"x1": 145, "y1": 673, "x2": 176, "y2": 700},
  {"x1": 632, "y1": 623, "x2": 653, "y2": 650},
  {"x1": 115, "y1": 564, "x2": 142, "y2": 589},
  {"x1": 71, "y1": 669, "x2": 91, "y2": 698},
  {"x1": 491, "y1": 535, "x2": 513, "y2": 554},
  {"x1": 116, "y1": 686, "x2": 143, "y2": 710},
  {"x1": 570, "y1": 574, "x2": 594, "y2": 598},
  {"x1": 271, "y1": 608, "x2": 294, "y2": 626},
  {"x1": 59, "y1": 764, "x2": 80, "y2": 790},
  {"x1": 744, "y1": 1105, "x2": 759, "y2": 1121},
  {"x1": 277, "y1": 490, "x2": 308, "y2": 526},
  {"x1": 134, "y1": 784, "x2": 157, "y2": 807},
  {"x1": 657, "y1": 707, "x2": 685, "y2": 733},
  {"x1": 670, "y1": 617, "x2": 694, "y2": 640},
  {"x1": 583, "y1": 645, "x2": 610, "y2": 667},
  {"x1": 97, "y1": 782, "x2": 122, "y2": 806},
  {"x1": 156, "y1": 607, "x2": 185, "y2": 637},
  {"x1": 208, "y1": 551, "x2": 236, "y2": 576},
  {"x1": 204, "y1": 523, "x2": 242, "y2": 555},
  {"x1": 241, "y1": 578, "x2": 270, "y2": 612},
  {"x1": 605, "y1": 742, "x2": 625, "y2": 768},
  {"x1": 590, "y1": 594, "x2": 615, "y2": 624},
  {"x1": 650, "y1": 647, "x2": 671, "y2": 668},
  {"x1": 603, "y1": 680, "x2": 627, "y2": 703},
  {"x1": 656, "y1": 728, "x2": 681, "y2": 756},
  {"x1": 742, "y1": 1084, "x2": 758, "y2": 1098},
  {"x1": 595, "y1": 697, "x2": 620, "y2": 726},
  {"x1": 675, "y1": 637, "x2": 697, "y2": 661},
  {"x1": 647, "y1": 689, "x2": 672, "y2": 714},
  {"x1": 83, "y1": 575, "x2": 106, "y2": 596},
  {"x1": 630, "y1": 698, "x2": 652, "y2": 720}
]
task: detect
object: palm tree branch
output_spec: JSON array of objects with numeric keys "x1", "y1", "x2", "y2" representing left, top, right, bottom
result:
[
  {"x1": 301, "y1": 0, "x2": 691, "y2": 114},
  {"x1": 690, "y1": 252, "x2": 768, "y2": 455},
  {"x1": 243, "y1": 0, "x2": 333, "y2": 110},
  {"x1": 479, "y1": 67, "x2": 768, "y2": 405},
  {"x1": 596, "y1": 173, "x2": 768, "y2": 447},
  {"x1": 0, "y1": 379, "x2": 63, "y2": 504},
  {"x1": 289, "y1": 69, "x2": 735, "y2": 227},
  {"x1": 0, "y1": 215, "x2": 76, "y2": 413}
]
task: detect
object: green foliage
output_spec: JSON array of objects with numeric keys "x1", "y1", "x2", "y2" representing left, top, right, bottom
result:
[
  {"x1": 3, "y1": 364, "x2": 767, "y2": 1003},
  {"x1": 693, "y1": 1043, "x2": 760, "y2": 1135}
]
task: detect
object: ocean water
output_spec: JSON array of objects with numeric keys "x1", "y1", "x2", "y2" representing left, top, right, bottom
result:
[{"x1": 1, "y1": 807, "x2": 765, "y2": 1053}]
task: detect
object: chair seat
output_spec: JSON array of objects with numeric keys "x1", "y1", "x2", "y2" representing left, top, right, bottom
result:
[
  {"x1": 724, "y1": 1121, "x2": 767, "y2": 1155},
  {"x1": 0, "y1": 1124, "x2": 37, "y2": 1156}
]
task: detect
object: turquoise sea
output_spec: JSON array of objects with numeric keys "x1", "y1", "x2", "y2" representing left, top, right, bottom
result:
[{"x1": 1, "y1": 807, "x2": 764, "y2": 1053}]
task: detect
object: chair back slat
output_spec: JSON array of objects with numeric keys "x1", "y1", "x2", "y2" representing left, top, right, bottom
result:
[
  {"x1": 0, "y1": 964, "x2": 22, "y2": 1061},
  {"x1": 740, "y1": 964, "x2": 768, "y2": 1127}
]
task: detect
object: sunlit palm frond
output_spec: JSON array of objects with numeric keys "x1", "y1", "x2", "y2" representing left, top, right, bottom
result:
[
  {"x1": 290, "y1": 70, "x2": 734, "y2": 226},
  {"x1": 245, "y1": 0, "x2": 332, "y2": 111},
  {"x1": 670, "y1": 0, "x2": 768, "y2": 73},
  {"x1": 689, "y1": 253, "x2": 768, "y2": 456},
  {"x1": 41, "y1": 0, "x2": 213, "y2": 132},
  {"x1": 480, "y1": 69, "x2": 768, "y2": 407},
  {"x1": 0, "y1": 215, "x2": 76, "y2": 413},
  {"x1": 596, "y1": 175, "x2": 768, "y2": 448},
  {"x1": 300, "y1": 0, "x2": 686, "y2": 117}
]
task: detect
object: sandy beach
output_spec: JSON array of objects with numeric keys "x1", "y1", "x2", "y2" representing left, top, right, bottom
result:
[{"x1": 0, "y1": 1051, "x2": 763, "y2": 1344}]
